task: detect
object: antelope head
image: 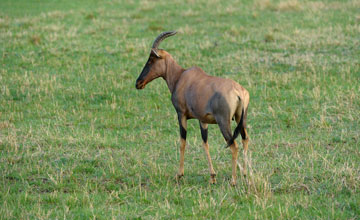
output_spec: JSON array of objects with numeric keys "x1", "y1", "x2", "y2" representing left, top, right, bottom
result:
[{"x1": 135, "y1": 31, "x2": 177, "y2": 90}]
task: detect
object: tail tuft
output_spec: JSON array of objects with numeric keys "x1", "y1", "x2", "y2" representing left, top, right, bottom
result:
[{"x1": 225, "y1": 108, "x2": 244, "y2": 148}]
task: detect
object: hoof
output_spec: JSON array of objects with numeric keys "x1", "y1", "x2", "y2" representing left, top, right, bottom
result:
[
  {"x1": 210, "y1": 174, "x2": 217, "y2": 184},
  {"x1": 210, "y1": 178, "x2": 217, "y2": 184},
  {"x1": 242, "y1": 169, "x2": 248, "y2": 178},
  {"x1": 175, "y1": 173, "x2": 184, "y2": 181},
  {"x1": 230, "y1": 179, "x2": 237, "y2": 186},
  {"x1": 210, "y1": 179, "x2": 217, "y2": 184}
]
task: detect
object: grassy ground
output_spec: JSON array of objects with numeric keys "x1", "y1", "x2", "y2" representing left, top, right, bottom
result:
[{"x1": 1, "y1": 0, "x2": 359, "y2": 219}]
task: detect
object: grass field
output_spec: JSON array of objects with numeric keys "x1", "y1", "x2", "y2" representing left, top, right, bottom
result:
[{"x1": 1, "y1": 0, "x2": 359, "y2": 219}]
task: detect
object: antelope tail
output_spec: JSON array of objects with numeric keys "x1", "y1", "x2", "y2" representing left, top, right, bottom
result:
[{"x1": 226, "y1": 107, "x2": 244, "y2": 147}]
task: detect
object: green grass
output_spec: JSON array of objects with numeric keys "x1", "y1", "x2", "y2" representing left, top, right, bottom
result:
[{"x1": 1, "y1": 0, "x2": 359, "y2": 218}]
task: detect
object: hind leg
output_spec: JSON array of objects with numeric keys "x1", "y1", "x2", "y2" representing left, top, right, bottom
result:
[
  {"x1": 229, "y1": 142, "x2": 239, "y2": 186},
  {"x1": 200, "y1": 122, "x2": 216, "y2": 184},
  {"x1": 241, "y1": 130, "x2": 250, "y2": 176},
  {"x1": 235, "y1": 108, "x2": 250, "y2": 176},
  {"x1": 216, "y1": 116, "x2": 238, "y2": 186}
]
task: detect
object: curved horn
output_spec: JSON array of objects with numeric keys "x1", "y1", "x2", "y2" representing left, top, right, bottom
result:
[{"x1": 152, "y1": 31, "x2": 177, "y2": 49}]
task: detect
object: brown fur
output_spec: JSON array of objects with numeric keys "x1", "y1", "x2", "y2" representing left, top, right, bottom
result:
[{"x1": 136, "y1": 37, "x2": 250, "y2": 185}]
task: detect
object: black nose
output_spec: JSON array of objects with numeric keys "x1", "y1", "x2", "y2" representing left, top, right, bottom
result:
[{"x1": 135, "y1": 80, "x2": 144, "y2": 89}]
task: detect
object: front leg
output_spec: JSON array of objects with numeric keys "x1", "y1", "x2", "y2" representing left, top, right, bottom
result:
[{"x1": 176, "y1": 114, "x2": 187, "y2": 180}]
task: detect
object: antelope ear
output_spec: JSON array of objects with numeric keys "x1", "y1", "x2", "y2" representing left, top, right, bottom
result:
[{"x1": 151, "y1": 48, "x2": 161, "y2": 58}]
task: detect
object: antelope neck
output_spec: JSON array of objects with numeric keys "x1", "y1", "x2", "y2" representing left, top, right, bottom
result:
[{"x1": 163, "y1": 57, "x2": 185, "y2": 93}]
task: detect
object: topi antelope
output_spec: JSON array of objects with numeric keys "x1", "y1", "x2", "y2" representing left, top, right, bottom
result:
[{"x1": 135, "y1": 31, "x2": 250, "y2": 185}]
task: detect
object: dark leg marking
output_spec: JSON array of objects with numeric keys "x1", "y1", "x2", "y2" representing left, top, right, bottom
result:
[
  {"x1": 180, "y1": 124, "x2": 187, "y2": 140},
  {"x1": 200, "y1": 124, "x2": 208, "y2": 143},
  {"x1": 240, "y1": 108, "x2": 248, "y2": 140}
]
